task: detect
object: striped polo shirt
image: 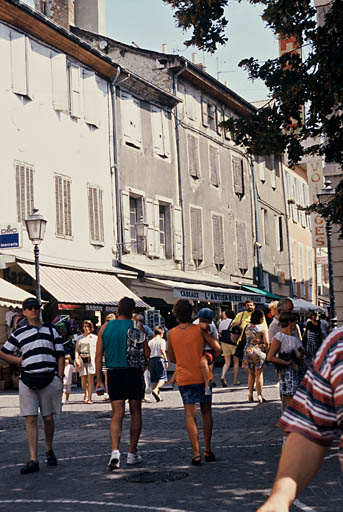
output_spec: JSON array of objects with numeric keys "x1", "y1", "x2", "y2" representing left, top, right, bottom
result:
[
  {"x1": 279, "y1": 327, "x2": 343, "y2": 466},
  {"x1": 1, "y1": 323, "x2": 64, "y2": 374}
]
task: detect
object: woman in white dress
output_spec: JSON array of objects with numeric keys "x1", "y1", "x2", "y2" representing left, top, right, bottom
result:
[{"x1": 75, "y1": 320, "x2": 97, "y2": 404}]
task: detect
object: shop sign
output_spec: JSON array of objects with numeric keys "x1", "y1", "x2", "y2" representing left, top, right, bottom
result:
[
  {"x1": 86, "y1": 305, "x2": 103, "y2": 311},
  {"x1": 0, "y1": 224, "x2": 21, "y2": 248},
  {"x1": 306, "y1": 158, "x2": 326, "y2": 248},
  {"x1": 173, "y1": 288, "x2": 263, "y2": 303}
]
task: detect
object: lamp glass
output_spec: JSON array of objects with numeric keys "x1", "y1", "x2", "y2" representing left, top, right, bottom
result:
[{"x1": 25, "y1": 210, "x2": 47, "y2": 245}]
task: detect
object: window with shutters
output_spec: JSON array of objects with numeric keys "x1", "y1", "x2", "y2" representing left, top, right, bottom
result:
[
  {"x1": 129, "y1": 196, "x2": 144, "y2": 254},
  {"x1": 209, "y1": 145, "x2": 220, "y2": 187},
  {"x1": 185, "y1": 88, "x2": 197, "y2": 121},
  {"x1": 212, "y1": 214, "x2": 224, "y2": 271},
  {"x1": 158, "y1": 204, "x2": 172, "y2": 259},
  {"x1": 151, "y1": 106, "x2": 170, "y2": 158},
  {"x1": 232, "y1": 156, "x2": 244, "y2": 197},
  {"x1": 235, "y1": 221, "x2": 248, "y2": 273},
  {"x1": 190, "y1": 207, "x2": 203, "y2": 267},
  {"x1": 275, "y1": 215, "x2": 284, "y2": 252},
  {"x1": 201, "y1": 98, "x2": 216, "y2": 130},
  {"x1": 10, "y1": 32, "x2": 32, "y2": 99},
  {"x1": 68, "y1": 64, "x2": 81, "y2": 118},
  {"x1": 121, "y1": 91, "x2": 142, "y2": 149},
  {"x1": 83, "y1": 70, "x2": 99, "y2": 127},
  {"x1": 87, "y1": 185, "x2": 104, "y2": 246},
  {"x1": 261, "y1": 208, "x2": 268, "y2": 246},
  {"x1": 51, "y1": 52, "x2": 68, "y2": 112},
  {"x1": 15, "y1": 162, "x2": 34, "y2": 223},
  {"x1": 55, "y1": 174, "x2": 72, "y2": 239},
  {"x1": 188, "y1": 134, "x2": 200, "y2": 179}
]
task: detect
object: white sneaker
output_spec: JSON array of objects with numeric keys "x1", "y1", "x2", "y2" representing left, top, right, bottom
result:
[
  {"x1": 127, "y1": 452, "x2": 142, "y2": 465},
  {"x1": 108, "y1": 449, "x2": 120, "y2": 470},
  {"x1": 205, "y1": 386, "x2": 212, "y2": 396}
]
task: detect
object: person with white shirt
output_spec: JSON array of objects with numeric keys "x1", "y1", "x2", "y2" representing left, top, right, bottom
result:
[
  {"x1": 148, "y1": 326, "x2": 168, "y2": 402},
  {"x1": 218, "y1": 309, "x2": 236, "y2": 387}
]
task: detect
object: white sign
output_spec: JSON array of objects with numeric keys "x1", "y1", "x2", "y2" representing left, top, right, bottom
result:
[
  {"x1": 0, "y1": 223, "x2": 22, "y2": 249},
  {"x1": 307, "y1": 158, "x2": 326, "y2": 248},
  {"x1": 173, "y1": 288, "x2": 263, "y2": 303}
]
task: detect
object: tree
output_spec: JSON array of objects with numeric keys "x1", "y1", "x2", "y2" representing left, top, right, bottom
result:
[{"x1": 163, "y1": 0, "x2": 343, "y2": 235}]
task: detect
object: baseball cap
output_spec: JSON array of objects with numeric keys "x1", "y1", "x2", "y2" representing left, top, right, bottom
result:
[
  {"x1": 22, "y1": 297, "x2": 41, "y2": 310},
  {"x1": 197, "y1": 308, "x2": 214, "y2": 322}
]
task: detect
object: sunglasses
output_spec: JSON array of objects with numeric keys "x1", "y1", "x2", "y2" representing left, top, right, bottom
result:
[{"x1": 25, "y1": 305, "x2": 41, "y2": 311}]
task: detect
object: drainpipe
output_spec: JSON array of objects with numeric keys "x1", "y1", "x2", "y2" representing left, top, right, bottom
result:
[
  {"x1": 250, "y1": 157, "x2": 264, "y2": 289},
  {"x1": 173, "y1": 62, "x2": 187, "y2": 271},
  {"x1": 110, "y1": 67, "x2": 122, "y2": 262}
]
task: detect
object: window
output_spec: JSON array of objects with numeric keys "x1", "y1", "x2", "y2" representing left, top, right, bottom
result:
[
  {"x1": 256, "y1": 156, "x2": 265, "y2": 182},
  {"x1": 51, "y1": 53, "x2": 68, "y2": 112},
  {"x1": 121, "y1": 91, "x2": 142, "y2": 148},
  {"x1": 88, "y1": 185, "x2": 104, "y2": 245},
  {"x1": 83, "y1": 70, "x2": 99, "y2": 127},
  {"x1": 209, "y1": 145, "x2": 220, "y2": 187},
  {"x1": 232, "y1": 156, "x2": 244, "y2": 197},
  {"x1": 159, "y1": 205, "x2": 172, "y2": 259},
  {"x1": 129, "y1": 197, "x2": 139, "y2": 254},
  {"x1": 201, "y1": 97, "x2": 217, "y2": 130},
  {"x1": 261, "y1": 208, "x2": 268, "y2": 246},
  {"x1": 15, "y1": 162, "x2": 34, "y2": 223},
  {"x1": 265, "y1": 154, "x2": 276, "y2": 188},
  {"x1": 173, "y1": 205, "x2": 183, "y2": 263},
  {"x1": 236, "y1": 221, "x2": 248, "y2": 273},
  {"x1": 10, "y1": 32, "x2": 32, "y2": 98},
  {"x1": 151, "y1": 106, "x2": 170, "y2": 158},
  {"x1": 55, "y1": 174, "x2": 72, "y2": 238},
  {"x1": 212, "y1": 214, "x2": 224, "y2": 270},
  {"x1": 275, "y1": 215, "x2": 284, "y2": 252},
  {"x1": 188, "y1": 134, "x2": 200, "y2": 179},
  {"x1": 145, "y1": 199, "x2": 172, "y2": 259},
  {"x1": 190, "y1": 207, "x2": 203, "y2": 267},
  {"x1": 185, "y1": 88, "x2": 197, "y2": 121},
  {"x1": 68, "y1": 64, "x2": 81, "y2": 118}
]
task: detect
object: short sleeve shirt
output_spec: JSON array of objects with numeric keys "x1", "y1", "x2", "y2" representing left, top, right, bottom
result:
[{"x1": 168, "y1": 324, "x2": 205, "y2": 386}]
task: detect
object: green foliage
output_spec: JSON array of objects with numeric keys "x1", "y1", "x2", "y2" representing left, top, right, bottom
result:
[{"x1": 163, "y1": 0, "x2": 343, "y2": 235}]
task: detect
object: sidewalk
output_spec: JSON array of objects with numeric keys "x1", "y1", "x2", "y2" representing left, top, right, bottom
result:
[{"x1": 0, "y1": 365, "x2": 341, "y2": 511}]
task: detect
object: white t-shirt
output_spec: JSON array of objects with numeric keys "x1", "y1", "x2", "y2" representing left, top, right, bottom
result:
[
  {"x1": 148, "y1": 336, "x2": 166, "y2": 358},
  {"x1": 193, "y1": 319, "x2": 218, "y2": 349},
  {"x1": 218, "y1": 318, "x2": 232, "y2": 333},
  {"x1": 63, "y1": 364, "x2": 75, "y2": 385},
  {"x1": 275, "y1": 331, "x2": 302, "y2": 355}
]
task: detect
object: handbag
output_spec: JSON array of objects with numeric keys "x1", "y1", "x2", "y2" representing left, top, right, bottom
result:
[
  {"x1": 230, "y1": 312, "x2": 244, "y2": 345},
  {"x1": 144, "y1": 369, "x2": 152, "y2": 394},
  {"x1": 234, "y1": 326, "x2": 248, "y2": 359},
  {"x1": 21, "y1": 370, "x2": 55, "y2": 390}
]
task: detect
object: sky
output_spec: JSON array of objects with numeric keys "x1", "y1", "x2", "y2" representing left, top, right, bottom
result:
[{"x1": 23, "y1": 0, "x2": 279, "y2": 103}]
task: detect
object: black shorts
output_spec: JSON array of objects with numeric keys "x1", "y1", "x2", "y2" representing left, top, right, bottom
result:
[{"x1": 107, "y1": 367, "x2": 145, "y2": 401}]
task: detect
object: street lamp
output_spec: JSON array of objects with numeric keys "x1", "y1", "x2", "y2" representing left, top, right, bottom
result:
[
  {"x1": 135, "y1": 216, "x2": 149, "y2": 253},
  {"x1": 24, "y1": 208, "x2": 47, "y2": 305},
  {"x1": 317, "y1": 181, "x2": 337, "y2": 330}
]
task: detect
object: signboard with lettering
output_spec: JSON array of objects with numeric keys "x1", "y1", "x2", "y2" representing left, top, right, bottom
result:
[
  {"x1": 0, "y1": 224, "x2": 22, "y2": 248},
  {"x1": 173, "y1": 288, "x2": 263, "y2": 303},
  {"x1": 306, "y1": 157, "x2": 326, "y2": 248}
]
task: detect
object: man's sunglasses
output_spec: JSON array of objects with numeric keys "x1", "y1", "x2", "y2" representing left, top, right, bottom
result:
[{"x1": 25, "y1": 305, "x2": 41, "y2": 311}]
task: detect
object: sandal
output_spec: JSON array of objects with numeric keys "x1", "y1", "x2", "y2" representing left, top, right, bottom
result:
[
  {"x1": 248, "y1": 395, "x2": 254, "y2": 402},
  {"x1": 191, "y1": 455, "x2": 201, "y2": 466},
  {"x1": 86, "y1": 400, "x2": 93, "y2": 404},
  {"x1": 204, "y1": 451, "x2": 216, "y2": 462},
  {"x1": 257, "y1": 396, "x2": 267, "y2": 404}
]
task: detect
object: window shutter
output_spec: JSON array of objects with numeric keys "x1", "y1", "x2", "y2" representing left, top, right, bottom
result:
[
  {"x1": 55, "y1": 175, "x2": 63, "y2": 236},
  {"x1": 10, "y1": 32, "x2": 30, "y2": 97},
  {"x1": 209, "y1": 145, "x2": 220, "y2": 186},
  {"x1": 188, "y1": 135, "x2": 200, "y2": 178},
  {"x1": 191, "y1": 208, "x2": 203, "y2": 261},
  {"x1": 15, "y1": 163, "x2": 34, "y2": 223},
  {"x1": 186, "y1": 89, "x2": 196, "y2": 121},
  {"x1": 69, "y1": 65, "x2": 80, "y2": 118},
  {"x1": 88, "y1": 186, "x2": 95, "y2": 242},
  {"x1": 65, "y1": 179, "x2": 72, "y2": 237},
  {"x1": 83, "y1": 70, "x2": 98, "y2": 127},
  {"x1": 215, "y1": 107, "x2": 222, "y2": 135},
  {"x1": 145, "y1": 198, "x2": 156, "y2": 257},
  {"x1": 121, "y1": 190, "x2": 131, "y2": 251},
  {"x1": 236, "y1": 221, "x2": 248, "y2": 270},
  {"x1": 213, "y1": 215, "x2": 224, "y2": 264},
  {"x1": 51, "y1": 53, "x2": 68, "y2": 112},
  {"x1": 88, "y1": 185, "x2": 104, "y2": 245},
  {"x1": 201, "y1": 98, "x2": 209, "y2": 127},
  {"x1": 256, "y1": 156, "x2": 265, "y2": 182},
  {"x1": 151, "y1": 105, "x2": 163, "y2": 156},
  {"x1": 121, "y1": 92, "x2": 141, "y2": 148},
  {"x1": 162, "y1": 110, "x2": 170, "y2": 158},
  {"x1": 233, "y1": 156, "x2": 244, "y2": 196},
  {"x1": 99, "y1": 188, "x2": 104, "y2": 243},
  {"x1": 173, "y1": 205, "x2": 183, "y2": 262},
  {"x1": 132, "y1": 97, "x2": 142, "y2": 147},
  {"x1": 153, "y1": 199, "x2": 160, "y2": 258}
]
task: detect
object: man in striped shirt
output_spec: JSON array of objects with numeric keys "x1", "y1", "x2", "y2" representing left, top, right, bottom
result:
[
  {"x1": 0, "y1": 298, "x2": 64, "y2": 474},
  {"x1": 257, "y1": 326, "x2": 343, "y2": 511}
]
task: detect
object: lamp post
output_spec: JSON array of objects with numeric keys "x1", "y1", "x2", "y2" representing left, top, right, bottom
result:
[
  {"x1": 135, "y1": 216, "x2": 149, "y2": 254},
  {"x1": 24, "y1": 208, "x2": 47, "y2": 305},
  {"x1": 317, "y1": 181, "x2": 337, "y2": 330}
]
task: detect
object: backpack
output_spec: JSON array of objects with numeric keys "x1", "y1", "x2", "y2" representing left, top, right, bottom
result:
[
  {"x1": 126, "y1": 327, "x2": 146, "y2": 368},
  {"x1": 219, "y1": 320, "x2": 232, "y2": 343}
]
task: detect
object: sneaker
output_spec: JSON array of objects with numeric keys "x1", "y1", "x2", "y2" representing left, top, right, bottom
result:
[
  {"x1": 205, "y1": 385, "x2": 212, "y2": 396},
  {"x1": 108, "y1": 449, "x2": 120, "y2": 470},
  {"x1": 127, "y1": 452, "x2": 143, "y2": 465},
  {"x1": 46, "y1": 449, "x2": 57, "y2": 466},
  {"x1": 20, "y1": 460, "x2": 39, "y2": 475}
]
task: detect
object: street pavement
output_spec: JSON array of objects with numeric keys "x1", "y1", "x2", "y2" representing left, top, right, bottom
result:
[{"x1": 0, "y1": 365, "x2": 341, "y2": 512}]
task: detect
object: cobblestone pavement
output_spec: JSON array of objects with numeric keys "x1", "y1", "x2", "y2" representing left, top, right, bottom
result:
[{"x1": 0, "y1": 366, "x2": 341, "y2": 512}]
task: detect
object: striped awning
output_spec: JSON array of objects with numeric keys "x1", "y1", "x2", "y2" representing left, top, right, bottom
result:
[
  {"x1": 0, "y1": 277, "x2": 35, "y2": 308},
  {"x1": 17, "y1": 263, "x2": 148, "y2": 309}
]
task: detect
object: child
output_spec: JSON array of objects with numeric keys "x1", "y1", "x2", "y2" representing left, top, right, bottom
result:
[
  {"x1": 194, "y1": 308, "x2": 218, "y2": 396},
  {"x1": 62, "y1": 355, "x2": 75, "y2": 405},
  {"x1": 267, "y1": 311, "x2": 307, "y2": 416}
]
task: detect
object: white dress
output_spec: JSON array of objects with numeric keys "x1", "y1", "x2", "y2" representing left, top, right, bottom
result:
[{"x1": 77, "y1": 333, "x2": 97, "y2": 376}]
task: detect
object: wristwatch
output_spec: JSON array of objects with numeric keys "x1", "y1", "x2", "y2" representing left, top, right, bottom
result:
[{"x1": 56, "y1": 374, "x2": 63, "y2": 380}]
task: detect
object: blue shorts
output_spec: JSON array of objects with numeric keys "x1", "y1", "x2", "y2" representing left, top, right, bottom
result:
[{"x1": 178, "y1": 383, "x2": 212, "y2": 404}]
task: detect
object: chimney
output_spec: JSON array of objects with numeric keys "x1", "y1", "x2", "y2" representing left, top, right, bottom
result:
[
  {"x1": 34, "y1": 1, "x2": 75, "y2": 29},
  {"x1": 161, "y1": 44, "x2": 168, "y2": 54},
  {"x1": 192, "y1": 53, "x2": 198, "y2": 64}
]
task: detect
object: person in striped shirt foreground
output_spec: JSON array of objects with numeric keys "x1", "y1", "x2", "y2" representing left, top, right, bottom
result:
[
  {"x1": 0, "y1": 297, "x2": 65, "y2": 474},
  {"x1": 257, "y1": 326, "x2": 343, "y2": 512}
]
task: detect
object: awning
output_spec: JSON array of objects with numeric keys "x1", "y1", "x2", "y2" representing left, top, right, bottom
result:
[
  {"x1": 242, "y1": 285, "x2": 281, "y2": 301},
  {"x1": 0, "y1": 277, "x2": 35, "y2": 308},
  {"x1": 145, "y1": 278, "x2": 264, "y2": 304},
  {"x1": 17, "y1": 263, "x2": 148, "y2": 309},
  {"x1": 291, "y1": 298, "x2": 326, "y2": 313}
]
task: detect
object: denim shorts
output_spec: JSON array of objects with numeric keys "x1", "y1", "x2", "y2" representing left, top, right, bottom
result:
[{"x1": 178, "y1": 383, "x2": 212, "y2": 404}]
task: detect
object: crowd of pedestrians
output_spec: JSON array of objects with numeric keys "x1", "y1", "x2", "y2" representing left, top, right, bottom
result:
[{"x1": 0, "y1": 292, "x2": 341, "y2": 512}]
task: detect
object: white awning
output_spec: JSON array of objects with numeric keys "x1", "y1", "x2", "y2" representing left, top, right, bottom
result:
[
  {"x1": 0, "y1": 278, "x2": 35, "y2": 308},
  {"x1": 17, "y1": 263, "x2": 148, "y2": 309},
  {"x1": 291, "y1": 298, "x2": 326, "y2": 313}
]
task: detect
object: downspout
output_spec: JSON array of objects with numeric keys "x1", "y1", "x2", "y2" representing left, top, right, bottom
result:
[
  {"x1": 250, "y1": 157, "x2": 264, "y2": 289},
  {"x1": 281, "y1": 163, "x2": 293, "y2": 297},
  {"x1": 173, "y1": 62, "x2": 187, "y2": 272},
  {"x1": 110, "y1": 67, "x2": 122, "y2": 262}
]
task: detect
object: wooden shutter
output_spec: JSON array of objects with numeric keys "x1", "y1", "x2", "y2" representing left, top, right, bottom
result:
[
  {"x1": 55, "y1": 175, "x2": 63, "y2": 236},
  {"x1": 153, "y1": 199, "x2": 160, "y2": 257},
  {"x1": 145, "y1": 198, "x2": 156, "y2": 257},
  {"x1": 201, "y1": 98, "x2": 209, "y2": 127},
  {"x1": 233, "y1": 156, "x2": 244, "y2": 195},
  {"x1": 51, "y1": 53, "x2": 68, "y2": 112},
  {"x1": 256, "y1": 156, "x2": 265, "y2": 182},
  {"x1": 188, "y1": 134, "x2": 200, "y2": 178},
  {"x1": 10, "y1": 32, "x2": 31, "y2": 97},
  {"x1": 69, "y1": 65, "x2": 80, "y2": 118},
  {"x1": 132, "y1": 97, "x2": 142, "y2": 147},
  {"x1": 88, "y1": 185, "x2": 104, "y2": 245},
  {"x1": 212, "y1": 215, "x2": 224, "y2": 264},
  {"x1": 173, "y1": 205, "x2": 183, "y2": 262},
  {"x1": 209, "y1": 145, "x2": 220, "y2": 186},
  {"x1": 83, "y1": 70, "x2": 99, "y2": 127},
  {"x1": 64, "y1": 179, "x2": 72, "y2": 237},
  {"x1": 121, "y1": 190, "x2": 131, "y2": 251},
  {"x1": 121, "y1": 92, "x2": 141, "y2": 148},
  {"x1": 191, "y1": 208, "x2": 203, "y2": 261},
  {"x1": 162, "y1": 111, "x2": 170, "y2": 157},
  {"x1": 15, "y1": 162, "x2": 34, "y2": 223},
  {"x1": 55, "y1": 175, "x2": 72, "y2": 238},
  {"x1": 236, "y1": 221, "x2": 248, "y2": 270},
  {"x1": 151, "y1": 106, "x2": 163, "y2": 156}
]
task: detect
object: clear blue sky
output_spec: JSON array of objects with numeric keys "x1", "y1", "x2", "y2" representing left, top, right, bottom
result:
[{"x1": 24, "y1": 0, "x2": 278, "y2": 102}]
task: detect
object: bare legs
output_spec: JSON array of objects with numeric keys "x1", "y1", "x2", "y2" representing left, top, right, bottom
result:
[
  {"x1": 25, "y1": 414, "x2": 55, "y2": 461},
  {"x1": 81, "y1": 374, "x2": 95, "y2": 403},
  {"x1": 183, "y1": 402, "x2": 213, "y2": 459},
  {"x1": 233, "y1": 355, "x2": 240, "y2": 384},
  {"x1": 248, "y1": 367, "x2": 264, "y2": 402},
  {"x1": 110, "y1": 399, "x2": 142, "y2": 454},
  {"x1": 200, "y1": 355, "x2": 210, "y2": 388},
  {"x1": 221, "y1": 355, "x2": 231, "y2": 384}
]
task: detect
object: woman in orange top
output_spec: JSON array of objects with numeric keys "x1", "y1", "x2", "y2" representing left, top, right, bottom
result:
[{"x1": 168, "y1": 299, "x2": 221, "y2": 466}]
